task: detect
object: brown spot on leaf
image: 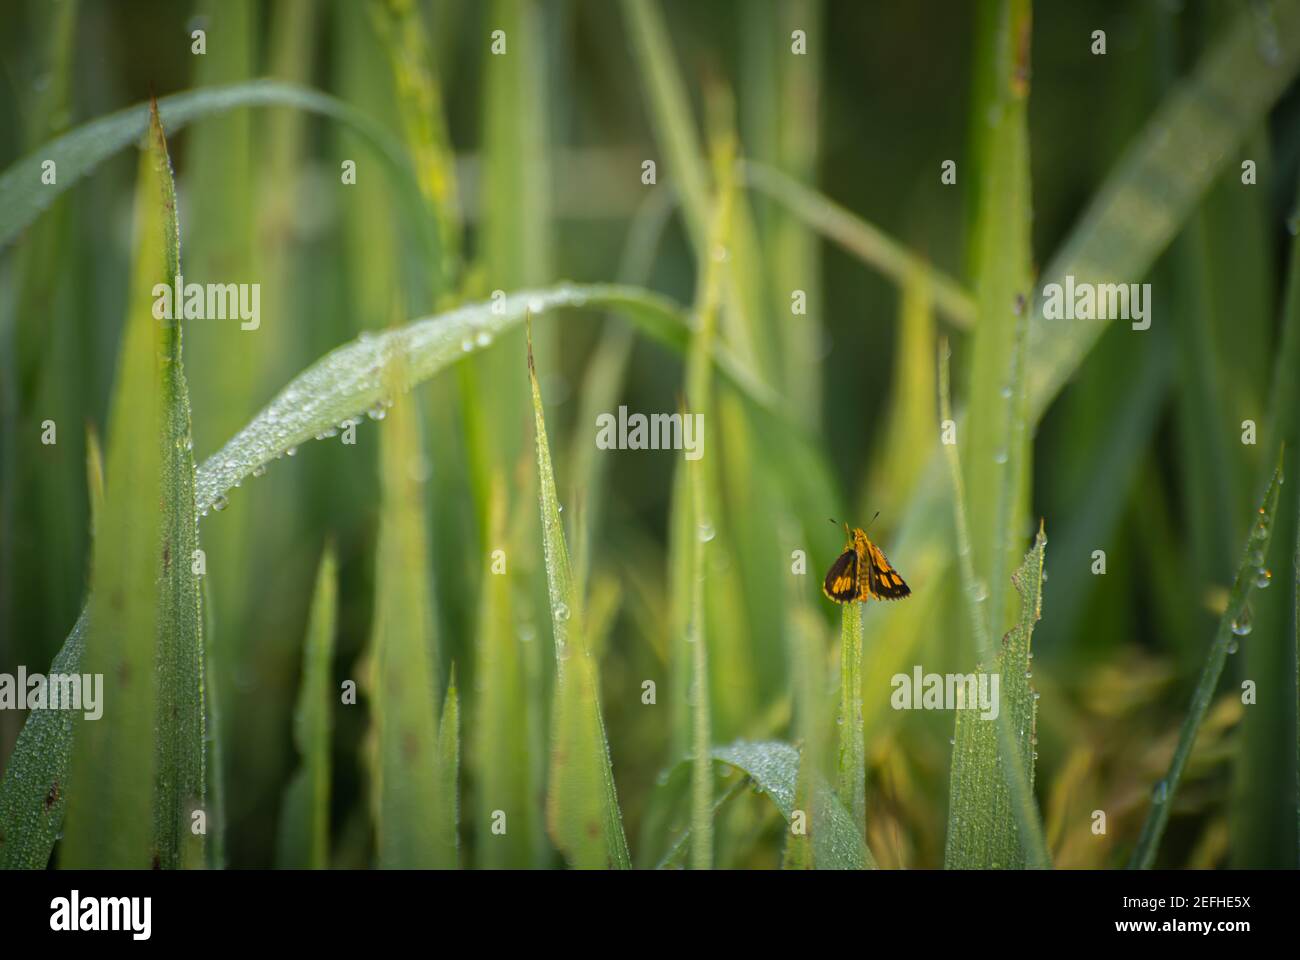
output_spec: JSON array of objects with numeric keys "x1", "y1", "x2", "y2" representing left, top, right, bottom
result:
[{"x1": 44, "y1": 780, "x2": 59, "y2": 812}]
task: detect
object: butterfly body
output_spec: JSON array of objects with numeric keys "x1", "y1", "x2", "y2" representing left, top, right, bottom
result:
[{"x1": 822, "y1": 526, "x2": 911, "y2": 603}]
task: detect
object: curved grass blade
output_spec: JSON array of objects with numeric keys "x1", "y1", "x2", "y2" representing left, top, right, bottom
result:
[
  {"x1": 0, "y1": 80, "x2": 420, "y2": 253},
  {"x1": 59, "y1": 100, "x2": 204, "y2": 869},
  {"x1": 275, "y1": 545, "x2": 337, "y2": 869},
  {"x1": 741, "y1": 160, "x2": 975, "y2": 330},
  {"x1": 713, "y1": 740, "x2": 875, "y2": 870},
  {"x1": 529, "y1": 324, "x2": 631, "y2": 869},
  {"x1": 193, "y1": 284, "x2": 780, "y2": 516},
  {"x1": 1130, "y1": 449, "x2": 1286, "y2": 868}
]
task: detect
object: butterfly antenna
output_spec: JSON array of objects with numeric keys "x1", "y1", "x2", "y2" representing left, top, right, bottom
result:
[{"x1": 865, "y1": 510, "x2": 881, "y2": 534}]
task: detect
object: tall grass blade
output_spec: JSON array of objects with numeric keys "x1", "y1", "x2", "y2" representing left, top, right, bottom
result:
[
  {"x1": 60, "y1": 101, "x2": 204, "y2": 869},
  {"x1": 369, "y1": 357, "x2": 451, "y2": 868},
  {"x1": 529, "y1": 324, "x2": 631, "y2": 869},
  {"x1": 837, "y1": 602, "x2": 866, "y2": 840},
  {"x1": 275, "y1": 545, "x2": 337, "y2": 870},
  {"x1": 944, "y1": 524, "x2": 1046, "y2": 869},
  {"x1": 1130, "y1": 450, "x2": 1287, "y2": 868}
]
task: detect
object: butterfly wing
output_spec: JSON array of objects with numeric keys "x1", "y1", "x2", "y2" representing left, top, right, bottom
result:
[
  {"x1": 861, "y1": 540, "x2": 911, "y2": 601},
  {"x1": 822, "y1": 549, "x2": 859, "y2": 603}
]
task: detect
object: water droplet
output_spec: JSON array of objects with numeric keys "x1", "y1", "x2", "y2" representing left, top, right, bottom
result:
[
  {"x1": 971, "y1": 580, "x2": 989, "y2": 602},
  {"x1": 697, "y1": 522, "x2": 715, "y2": 542},
  {"x1": 252, "y1": 464, "x2": 267, "y2": 478},
  {"x1": 1032, "y1": 691, "x2": 1041, "y2": 701},
  {"x1": 212, "y1": 494, "x2": 229, "y2": 513},
  {"x1": 475, "y1": 330, "x2": 493, "y2": 348},
  {"x1": 286, "y1": 446, "x2": 298, "y2": 457},
  {"x1": 1000, "y1": 385, "x2": 1013, "y2": 399},
  {"x1": 949, "y1": 737, "x2": 956, "y2": 746},
  {"x1": 460, "y1": 337, "x2": 474, "y2": 352},
  {"x1": 710, "y1": 244, "x2": 729, "y2": 262},
  {"x1": 1227, "y1": 639, "x2": 1239, "y2": 655},
  {"x1": 223, "y1": 459, "x2": 236, "y2": 471},
  {"x1": 1231, "y1": 605, "x2": 1253, "y2": 637},
  {"x1": 528, "y1": 298, "x2": 545, "y2": 314},
  {"x1": 1152, "y1": 779, "x2": 1168, "y2": 804},
  {"x1": 994, "y1": 449, "x2": 1008, "y2": 464},
  {"x1": 1024, "y1": 670, "x2": 1032, "y2": 679},
  {"x1": 367, "y1": 403, "x2": 388, "y2": 421},
  {"x1": 553, "y1": 603, "x2": 570, "y2": 622},
  {"x1": 1256, "y1": 568, "x2": 1272, "y2": 589}
]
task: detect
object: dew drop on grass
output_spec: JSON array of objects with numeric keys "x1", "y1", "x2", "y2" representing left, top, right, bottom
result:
[
  {"x1": 460, "y1": 337, "x2": 473, "y2": 352},
  {"x1": 994, "y1": 449, "x2": 1008, "y2": 464},
  {"x1": 971, "y1": 580, "x2": 989, "y2": 602},
  {"x1": 212, "y1": 494, "x2": 229, "y2": 513},
  {"x1": 367, "y1": 403, "x2": 387, "y2": 421},
  {"x1": 1255, "y1": 568, "x2": 1272, "y2": 588},
  {"x1": 475, "y1": 330, "x2": 493, "y2": 348},
  {"x1": 1227, "y1": 639, "x2": 1239, "y2": 655},
  {"x1": 949, "y1": 737, "x2": 956, "y2": 746},
  {"x1": 1231, "y1": 605, "x2": 1253, "y2": 637},
  {"x1": 1152, "y1": 780, "x2": 1168, "y2": 804},
  {"x1": 286, "y1": 446, "x2": 298, "y2": 457},
  {"x1": 553, "y1": 603, "x2": 570, "y2": 622},
  {"x1": 252, "y1": 464, "x2": 267, "y2": 478},
  {"x1": 697, "y1": 522, "x2": 715, "y2": 543}
]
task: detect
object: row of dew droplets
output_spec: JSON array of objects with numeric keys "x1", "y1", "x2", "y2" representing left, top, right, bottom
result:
[{"x1": 1227, "y1": 497, "x2": 1277, "y2": 652}]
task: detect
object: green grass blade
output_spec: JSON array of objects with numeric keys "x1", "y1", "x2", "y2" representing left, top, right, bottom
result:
[
  {"x1": 741, "y1": 160, "x2": 975, "y2": 330},
  {"x1": 275, "y1": 545, "x2": 337, "y2": 870},
  {"x1": 529, "y1": 325, "x2": 631, "y2": 869},
  {"x1": 713, "y1": 740, "x2": 875, "y2": 870},
  {"x1": 436, "y1": 667, "x2": 460, "y2": 868},
  {"x1": 0, "y1": 609, "x2": 86, "y2": 868},
  {"x1": 369, "y1": 357, "x2": 449, "y2": 869},
  {"x1": 618, "y1": 0, "x2": 711, "y2": 252},
  {"x1": 945, "y1": 523, "x2": 1047, "y2": 869},
  {"x1": 0, "y1": 80, "x2": 422, "y2": 253},
  {"x1": 1026, "y1": 0, "x2": 1300, "y2": 421},
  {"x1": 940, "y1": 340, "x2": 1049, "y2": 869},
  {"x1": 474, "y1": 480, "x2": 538, "y2": 868},
  {"x1": 193, "y1": 285, "x2": 781, "y2": 517},
  {"x1": 61, "y1": 101, "x2": 204, "y2": 869},
  {"x1": 837, "y1": 602, "x2": 866, "y2": 841},
  {"x1": 1130, "y1": 450, "x2": 1287, "y2": 868}
]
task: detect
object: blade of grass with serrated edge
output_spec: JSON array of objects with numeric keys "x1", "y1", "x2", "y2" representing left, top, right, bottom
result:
[
  {"x1": 529, "y1": 323, "x2": 630, "y2": 869},
  {"x1": 1130, "y1": 449, "x2": 1286, "y2": 868},
  {"x1": 740, "y1": 160, "x2": 975, "y2": 330},
  {"x1": 939, "y1": 339, "x2": 1048, "y2": 869},
  {"x1": 370, "y1": 354, "x2": 450, "y2": 869},
  {"x1": 275, "y1": 545, "x2": 336, "y2": 869},
  {"x1": 0, "y1": 81, "x2": 426, "y2": 255},
  {"x1": 945, "y1": 523, "x2": 1046, "y2": 869},
  {"x1": 437, "y1": 667, "x2": 460, "y2": 868},
  {"x1": 59, "y1": 101, "x2": 204, "y2": 869}
]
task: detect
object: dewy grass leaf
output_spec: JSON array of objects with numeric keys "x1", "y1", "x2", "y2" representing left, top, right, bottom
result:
[
  {"x1": 713, "y1": 740, "x2": 874, "y2": 870},
  {"x1": 940, "y1": 341, "x2": 1049, "y2": 870},
  {"x1": 275, "y1": 545, "x2": 337, "y2": 870},
  {"x1": 529, "y1": 323, "x2": 631, "y2": 869},
  {"x1": 369, "y1": 354, "x2": 452, "y2": 869},
  {"x1": 0, "y1": 80, "x2": 421, "y2": 253},
  {"x1": 60, "y1": 100, "x2": 204, "y2": 869},
  {"x1": 945, "y1": 524, "x2": 1047, "y2": 869},
  {"x1": 1130, "y1": 449, "x2": 1287, "y2": 868},
  {"x1": 436, "y1": 667, "x2": 460, "y2": 869},
  {"x1": 741, "y1": 160, "x2": 975, "y2": 330}
]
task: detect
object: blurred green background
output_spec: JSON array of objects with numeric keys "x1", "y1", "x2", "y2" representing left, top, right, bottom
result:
[{"x1": 2, "y1": 0, "x2": 1299, "y2": 869}]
